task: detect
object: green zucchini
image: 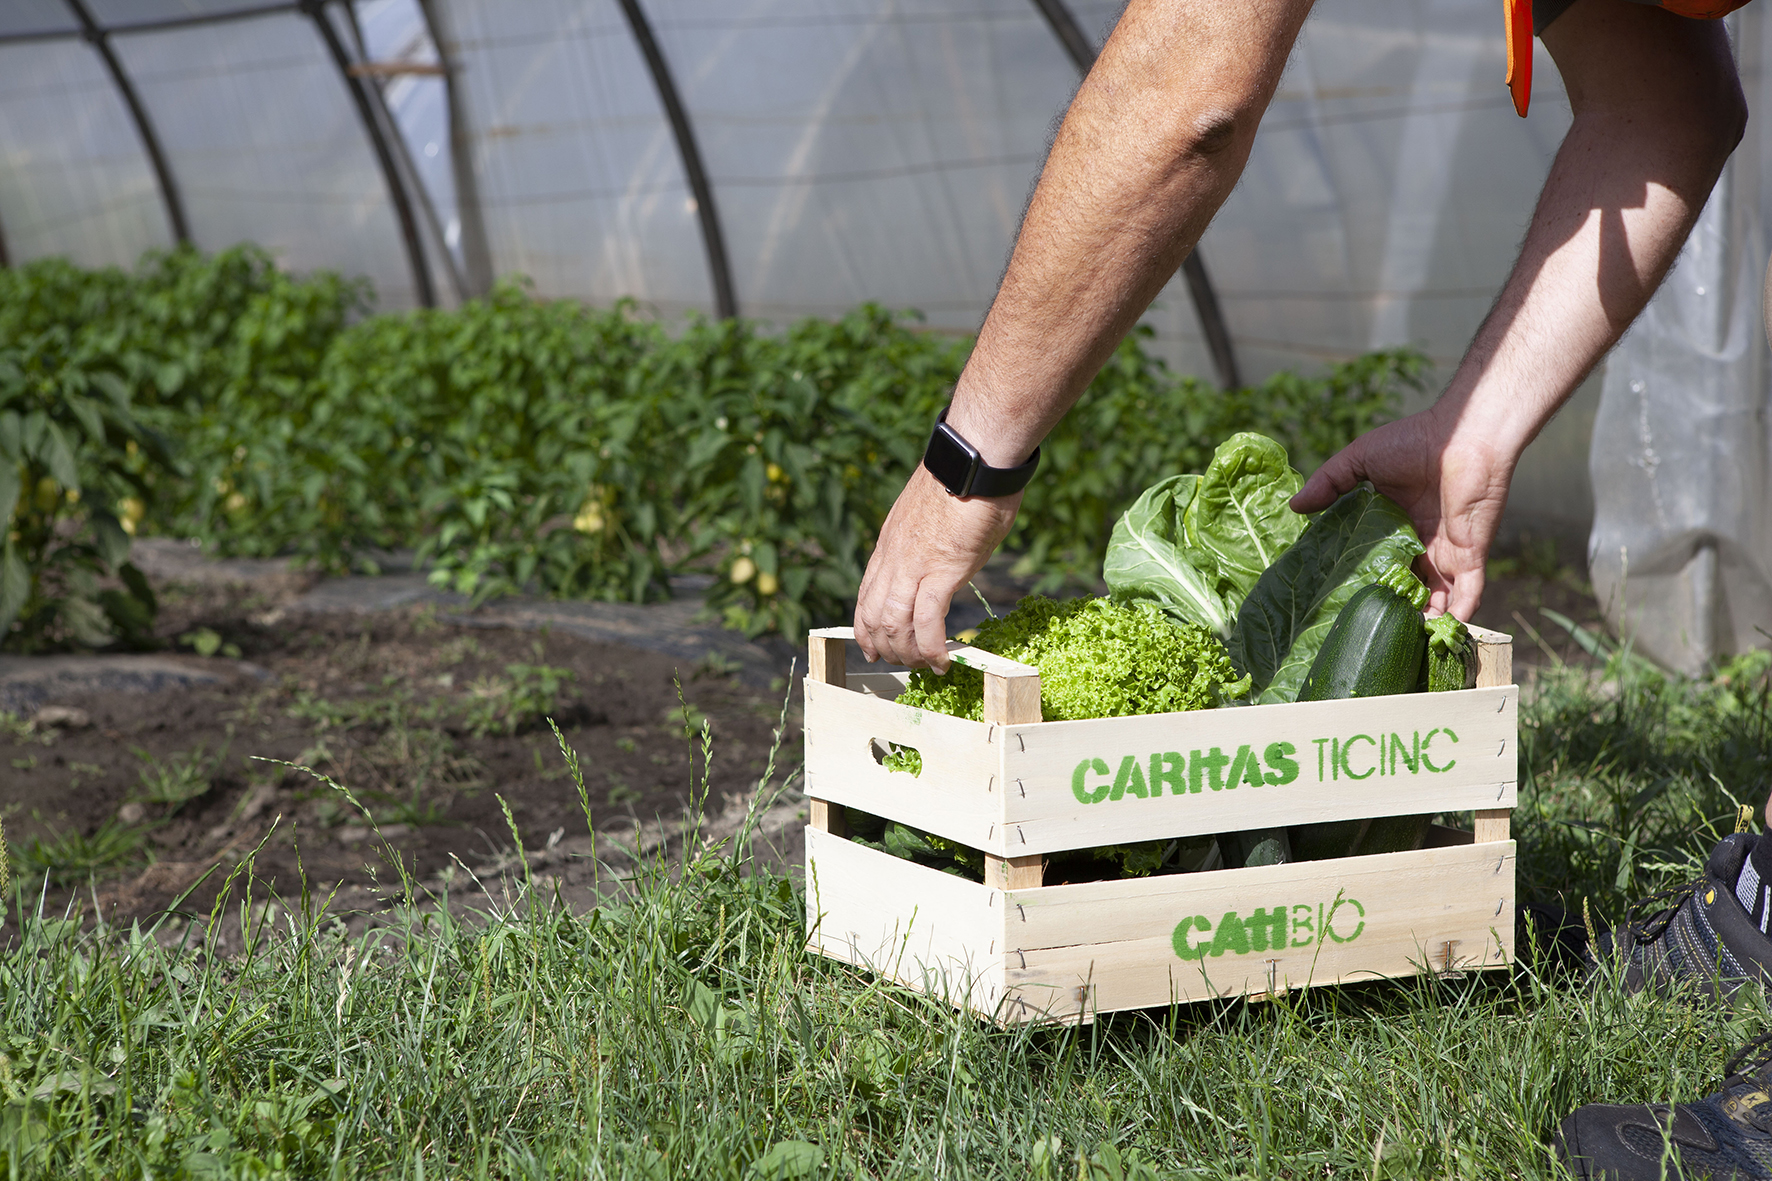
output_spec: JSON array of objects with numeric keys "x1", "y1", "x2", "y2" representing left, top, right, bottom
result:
[
  {"x1": 1423, "y1": 613, "x2": 1477, "y2": 692},
  {"x1": 1295, "y1": 563, "x2": 1430, "y2": 701},
  {"x1": 1290, "y1": 563, "x2": 1432, "y2": 860}
]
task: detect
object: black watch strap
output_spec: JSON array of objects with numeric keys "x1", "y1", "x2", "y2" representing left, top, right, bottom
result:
[{"x1": 922, "y1": 407, "x2": 1041, "y2": 498}]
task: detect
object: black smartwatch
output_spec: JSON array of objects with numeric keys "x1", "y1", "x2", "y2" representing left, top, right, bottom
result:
[{"x1": 922, "y1": 407, "x2": 1040, "y2": 498}]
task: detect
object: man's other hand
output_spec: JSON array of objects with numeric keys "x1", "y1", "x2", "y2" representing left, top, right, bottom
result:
[
  {"x1": 854, "y1": 467, "x2": 1021, "y2": 672},
  {"x1": 1290, "y1": 409, "x2": 1510, "y2": 623}
]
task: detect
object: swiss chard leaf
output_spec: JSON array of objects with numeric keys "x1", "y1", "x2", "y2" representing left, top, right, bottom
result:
[
  {"x1": 1182, "y1": 432, "x2": 1306, "y2": 597},
  {"x1": 1230, "y1": 485, "x2": 1423, "y2": 704},
  {"x1": 1102, "y1": 474, "x2": 1235, "y2": 637},
  {"x1": 1104, "y1": 433, "x2": 1307, "y2": 640}
]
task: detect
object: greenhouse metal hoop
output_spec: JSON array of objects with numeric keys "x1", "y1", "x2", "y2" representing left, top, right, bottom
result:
[
  {"x1": 300, "y1": 0, "x2": 437, "y2": 307},
  {"x1": 0, "y1": 0, "x2": 440, "y2": 305},
  {"x1": 617, "y1": 0, "x2": 738, "y2": 320},
  {"x1": 0, "y1": 0, "x2": 1239, "y2": 376},
  {"x1": 63, "y1": 0, "x2": 191, "y2": 247}
]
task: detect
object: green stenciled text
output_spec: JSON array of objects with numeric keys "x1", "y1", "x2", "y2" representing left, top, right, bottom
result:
[
  {"x1": 1069, "y1": 728, "x2": 1459, "y2": 804},
  {"x1": 1171, "y1": 898, "x2": 1367, "y2": 961}
]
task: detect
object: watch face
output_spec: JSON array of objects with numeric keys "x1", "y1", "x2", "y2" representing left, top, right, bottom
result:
[{"x1": 924, "y1": 420, "x2": 979, "y2": 496}]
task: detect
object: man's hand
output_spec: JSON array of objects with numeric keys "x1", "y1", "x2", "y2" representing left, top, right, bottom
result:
[
  {"x1": 1291, "y1": 410, "x2": 1511, "y2": 622},
  {"x1": 853, "y1": 468, "x2": 1021, "y2": 671}
]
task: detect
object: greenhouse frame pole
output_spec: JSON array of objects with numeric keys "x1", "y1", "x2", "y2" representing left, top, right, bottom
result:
[
  {"x1": 64, "y1": 0, "x2": 192, "y2": 245},
  {"x1": 345, "y1": 0, "x2": 467, "y2": 303},
  {"x1": 1028, "y1": 0, "x2": 1242, "y2": 389},
  {"x1": 417, "y1": 0, "x2": 495, "y2": 298},
  {"x1": 615, "y1": 0, "x2": 738, "y2": 320},
  {"x1": 303, "y1": 0, "x2": 436, "y2": 307}
]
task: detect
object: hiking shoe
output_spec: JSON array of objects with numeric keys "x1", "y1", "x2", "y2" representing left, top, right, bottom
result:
[
  {"x1": 1556, "y1": 1032, "x2": 1772, "y2": 1179},
  {"x1": 1589, "y1": 833, "x2": 1772, "y2": 1001}
]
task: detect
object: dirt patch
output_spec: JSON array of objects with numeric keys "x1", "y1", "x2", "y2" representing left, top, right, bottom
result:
[
  {"x1": 3, "y1": 536, "x2": 1610, "y2": 936},
  {"x1": 5, "y1": 606, "x2": 801, "y2": 927}
]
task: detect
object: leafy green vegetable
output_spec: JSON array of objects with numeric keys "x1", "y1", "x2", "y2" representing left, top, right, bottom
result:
[
  {"x1": 1185, "y1": 432, "x2": 1309, "y2": 593},
  {"x1": 851, "y1": 821, "x2": 984, "y2": 878},
  {"x1": 1087, "y1": 841, "x2": 1173, "y2": 877},
  {"x1": 1230, "y1": 486, "x2": 1424, "y2": 704},
  {"x1": 881, "y1": 743, "x2": 921, "y2": 776},
  {"x1": 1101, "y1": 474, "x2": 1222, "y2": 630},
  {"x1": 895, "y1": 595, "x2": 1247, "y2": 723},
  {"x1": 1103, "y1": 433, "x2": 1306, "y2": 639},
  {"x1": 878, "y1": 594, "x2": 1245, "y2": 882}
]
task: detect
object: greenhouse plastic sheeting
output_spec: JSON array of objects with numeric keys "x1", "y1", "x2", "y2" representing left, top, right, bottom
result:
[
  {"x1": 1195, "y1": 0, "x2": 1571, "y2": 381},
  {"x1": 427, "y1": 0, "x2": 1576, "y2": 380},
  {"x1": 0, "y1": 0, "x2": 77, "y2": 39},
  {"x1": 83, "y1": 1, "x2": 292, "y2": 24},
  {"x1": 109, "y1": 9, "x2": 420, "y2": 307},
  {"x1": 0, "y1": 38, "x2": 169, "y2": 268},
  {"x1": 642, "y1": 0, "x2": 1077, "y2": 325},
  {"x1": 357, "y1": 0, "x2": 462, "y2": 291},
  {"x1": 428, "y1": 0, "x2": 714, "y2": 313},
  {"x1": 1588, "y1": 8, "x2": 1772, "y2": 675}
]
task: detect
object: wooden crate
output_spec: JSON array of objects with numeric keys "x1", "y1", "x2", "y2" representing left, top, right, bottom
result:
[{"x1": 802, "y1": 624, "x2": 1517, "y2": 1024}]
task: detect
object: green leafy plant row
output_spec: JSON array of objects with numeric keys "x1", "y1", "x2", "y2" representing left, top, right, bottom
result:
[{"x1": 2, "y1": 245, "x2": 1424, "y2": 647}]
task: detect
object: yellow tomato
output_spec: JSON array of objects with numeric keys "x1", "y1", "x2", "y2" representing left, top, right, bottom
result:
[{"x1": 730, "y1": 556, "x2": 756, "y2": 584}]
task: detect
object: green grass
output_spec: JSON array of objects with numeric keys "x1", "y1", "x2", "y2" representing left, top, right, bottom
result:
[
  {"x1": 3, "y1": 641, "x2": 1772, "y2": 1178},
  {"x1": 8, "y1": 820, "x2": 148, "y2": 890}
]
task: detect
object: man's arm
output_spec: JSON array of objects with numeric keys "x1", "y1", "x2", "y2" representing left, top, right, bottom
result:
[
  {"x1": 1292, "y1": 0, "x2": 1745, "y2": 620},
  {"x1": 854, "y1": 0, "x2": 1318, "y2": 670}
]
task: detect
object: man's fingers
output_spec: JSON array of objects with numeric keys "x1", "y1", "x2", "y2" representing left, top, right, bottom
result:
[
  {"x1": 865, "y1": 589, "x2": 922, "y2": 668},
  {"x1": 853, "y1": 571, "x2": 882, "y2": 662},
  {"x1": 912, "y1": 580, "x2": 956, "y2": 673},
  {"x1": 854, "y1": 463, "x2": 1021, "y2": 670},
  {"x1": 1290, "y1": 448, "x2": 1361, "y2": 513},
  {"x1": 854, "y1": 561, "x2": 912, "y2": 664},
  {"x1": 1445, "y1": 569, "x2": 1484, "y2": 624}
]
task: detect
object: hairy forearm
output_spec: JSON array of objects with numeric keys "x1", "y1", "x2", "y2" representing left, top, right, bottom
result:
[
  {"x1": 946, "y1": 0, "x2": 1314, "y2": 467},
  {"x1": 1432, "y1": 0, "x2": 1743, "y2": 464}
]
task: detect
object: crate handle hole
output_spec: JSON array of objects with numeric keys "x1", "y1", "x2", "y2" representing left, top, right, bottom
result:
[{"x1": 870, "y1": 738, "x2": 922, "y2": 777}]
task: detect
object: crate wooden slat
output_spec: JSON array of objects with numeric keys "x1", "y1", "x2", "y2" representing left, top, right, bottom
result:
[
  {"x1": 804, "y1": 622, "x2": 1517, "y2": 1023},
  {"x1": 804, "y1": 675, "x2": 1518, "y2": 858}
]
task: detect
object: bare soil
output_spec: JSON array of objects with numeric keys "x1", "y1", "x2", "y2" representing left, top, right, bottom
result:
[{"x1": 5, "y1": 602, "x2": 801, "y2": 928}]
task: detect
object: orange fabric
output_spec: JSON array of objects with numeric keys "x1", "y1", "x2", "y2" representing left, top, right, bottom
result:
[{"x1": 1505, "y1": 0, "x2": 1533, "y2": 117}]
